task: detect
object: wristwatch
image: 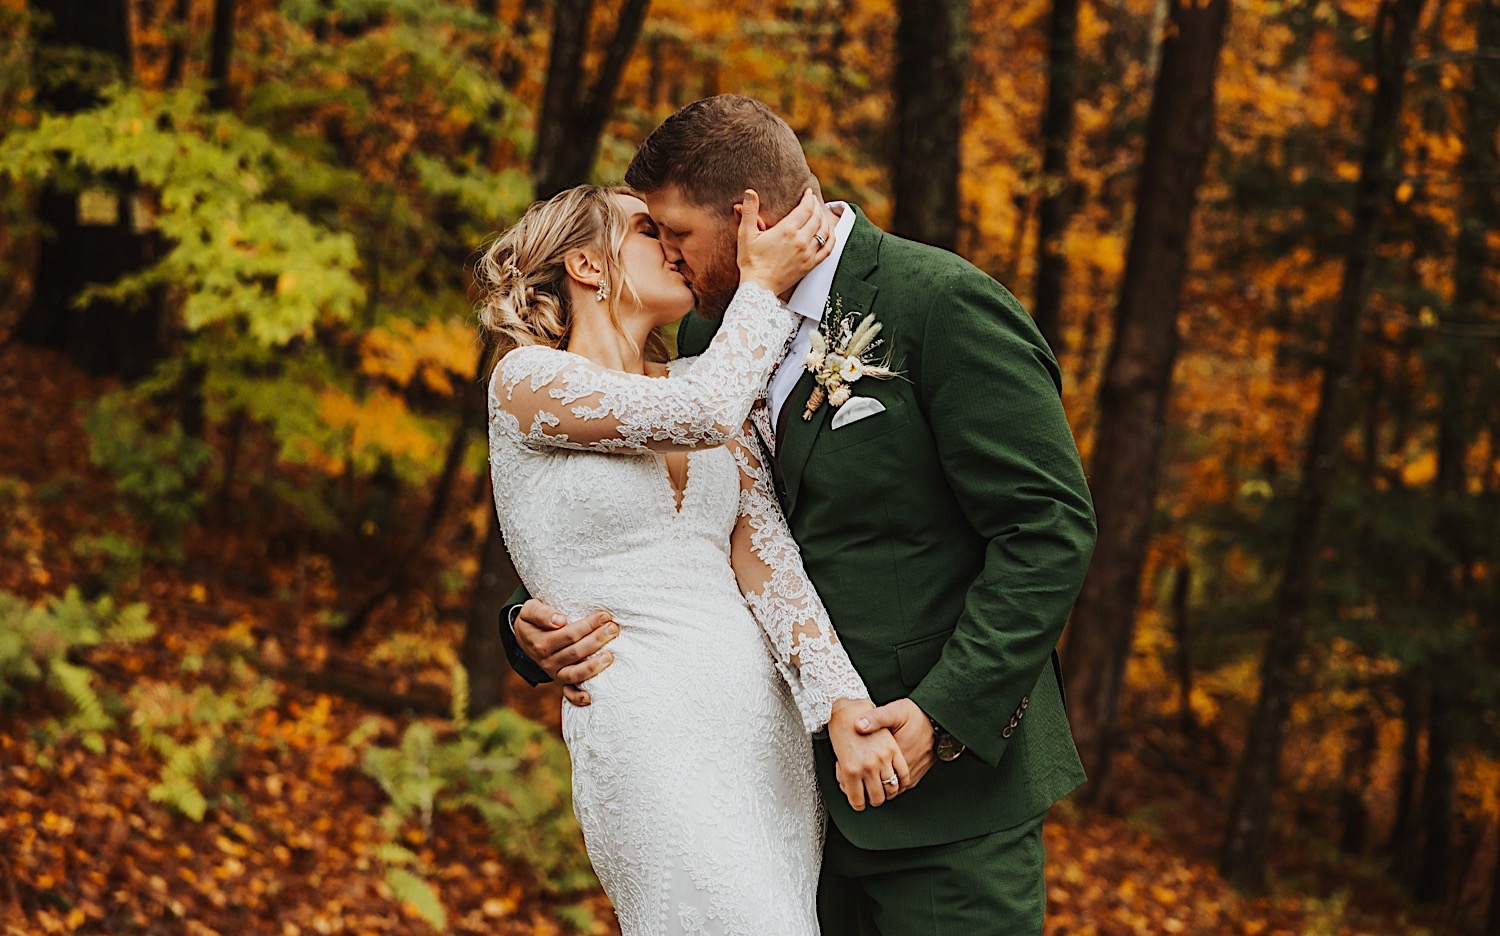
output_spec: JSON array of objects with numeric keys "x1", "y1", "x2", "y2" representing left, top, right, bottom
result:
[{"x1": 930, "y1": 717, "x2": 966, "y2": 762}]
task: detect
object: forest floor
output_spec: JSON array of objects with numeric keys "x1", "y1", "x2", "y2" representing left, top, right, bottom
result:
[{"x1": 0, "y1": 343, "x2": 1461, "y2": 935}]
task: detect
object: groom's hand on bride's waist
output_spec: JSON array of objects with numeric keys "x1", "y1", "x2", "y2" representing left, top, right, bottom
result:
[
  {"x1": 515, "y1": 599, "x2": 618, "y2": 706},
  {"x1": 855, "y1": 698, "x2": 936, "y2": 791}
]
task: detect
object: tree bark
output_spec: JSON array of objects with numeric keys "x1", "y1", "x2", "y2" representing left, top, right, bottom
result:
[
  {"x1": 464, "y1": 496, "x2": 520, "y2": 714},
  {"x1": 1032, "y1": 0, "x2": 1081, "y2": 352},
  {"x1": 1487, "y1": 801, "x2": 1500, "y2": 934},
  {"x1": 532, "y1": 0, "x2": 652, "y2": 199},
  {"x1": 165, "y1": 0, "x2": 192, "y2": 87},
  {"x1": 207, "y1": 0, "x2": 236, "y2": 110},
  {"x1": 1338, "y1": 710, "x2": 1378, "y2": 855},
  {"x1": 15, "y1": 0, "x2": 163, "y2": 379},
  {"x1": 1219, "y1": 0, "x2": 1429, "y2": 893},
  {"x1": 1455, "y1": 0, "x2": 1498, "y2": 328},
  {"x1": 1387, "y1": 674, "x2": 1425, "y2": 875},
  {"x1": 891, "y1": 0, "x2": 970, "y2": 251},
  {"x1": 1171, "y1": 560, "x2": 1194, "y2": 735},
  {"x1": 1060, "y1": 0, "x2": 1230, "y2": 798},
  {"x1": 423, "y1": 345, "x2": 491, "y2": 544},
  {"x1": 1413, "y1": 687, "x2": 1456, "y2": 902}
]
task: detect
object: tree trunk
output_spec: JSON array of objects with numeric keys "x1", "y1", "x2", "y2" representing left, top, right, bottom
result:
[
  {"x1": 1413, "y1": 687, "x2": 1456, "y2": 903},
  {"x1": 1218, "y1": 0, "x2": 1429, "y2": 893},
  {"x1": 1338, "y1": 710, "x2": 1379, "y2": 855},
  {"x1": 1032, "y1": 0, "x2": 1081, "y2": 353},
  {"x1": 173, "y1": 0, "x2": 236, "y2": 440},
  {"x1": 165, "y1": 0, "x2": 192, "y2": 86},
  {"x1": 1454, "y1": 0, "x2": 1498, "y2": 327},
  {"x1": 424, "y1": 343, "x2": 492, "y2": 543},
  {"x1": 464, "y1": 495, "x2": 519, "y2": 714},
  {"x1": 532, "y1": 0, "x2": 652, "y2": 199},
  {"x1": 891, "y1": 0, "x2": 969, "y2": 250},
  {"x1": 207, "y1": 0, "x2": 236, "y2": 110},
  {"x1": 1487, "y1": 806, "x2": 1500, "y2": 934},
  {"x1": 1171, "y1": 560, "x2": 1194, "y2": 735},
  {"x1": 1387, "y1": 675, "x2": 1425, "y2": 875},
  {"x1": 15, "y1": 0, "x2": 163, "y2": 379},
  {"x1": 1060, "y1": 0, "x2": 1230, "y2": 797}
]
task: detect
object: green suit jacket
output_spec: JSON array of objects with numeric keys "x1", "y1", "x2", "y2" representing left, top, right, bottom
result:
[{"x1": 504, "y1": 207, "x2": 1095, "y2": 850}]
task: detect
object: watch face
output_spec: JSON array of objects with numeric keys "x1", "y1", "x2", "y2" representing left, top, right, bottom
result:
[{"x1": 936, "y1": 734, "x2": 965, "y2": 762}]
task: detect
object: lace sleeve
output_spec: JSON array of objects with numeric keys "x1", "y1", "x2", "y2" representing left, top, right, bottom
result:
[
  {"x1": 727, "y1": 418, "x2": 870, "y2": 732},
  {"x1": 492, "y1": 282, "x2": 796, "y2": 453}
]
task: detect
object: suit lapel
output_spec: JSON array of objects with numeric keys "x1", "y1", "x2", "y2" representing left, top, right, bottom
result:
[{"x1": 777, "y1": 208, "x2": 882, "y2": 515}]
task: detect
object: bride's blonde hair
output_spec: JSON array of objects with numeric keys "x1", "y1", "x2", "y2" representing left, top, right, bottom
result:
[{"x1": 476, "y1": 184, "x2": 669, "y2": 370}]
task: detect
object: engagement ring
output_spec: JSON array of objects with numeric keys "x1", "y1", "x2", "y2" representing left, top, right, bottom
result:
[{"x1": 882, "y1": 776, "x2": 899, "y2": 786}]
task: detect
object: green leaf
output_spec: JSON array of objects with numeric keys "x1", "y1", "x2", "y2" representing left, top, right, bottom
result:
[{"x1": 385, "y1": 867, "x2": 447, "y2": 930}]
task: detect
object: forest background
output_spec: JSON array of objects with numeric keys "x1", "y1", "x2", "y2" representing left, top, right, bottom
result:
[{"x1": 0, "y1": 0, "x2": 1497, "y2": 933}]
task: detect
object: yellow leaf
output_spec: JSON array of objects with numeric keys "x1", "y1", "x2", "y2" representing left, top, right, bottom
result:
[{"x1": 1401, "y1": 450, "x2": 1438, "y2": 487}]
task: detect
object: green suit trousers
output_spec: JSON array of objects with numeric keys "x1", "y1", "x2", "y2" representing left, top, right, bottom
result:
[{"x1": 817, "y1": 807, "x2": 1049, "y2": 935}]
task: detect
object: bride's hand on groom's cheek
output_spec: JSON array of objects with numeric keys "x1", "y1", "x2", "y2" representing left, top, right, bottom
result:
[
  {"x1": 515, "y1": 599, "x2": 619, "y2": 706},
  {"x1": 734, "y1": 188, "x2": 836, "y2": 296}
]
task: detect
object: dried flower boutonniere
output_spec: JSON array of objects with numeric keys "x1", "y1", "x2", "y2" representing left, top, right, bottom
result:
[{"x1": 802, "y1": 295, "x2": 898, "y2": 420}]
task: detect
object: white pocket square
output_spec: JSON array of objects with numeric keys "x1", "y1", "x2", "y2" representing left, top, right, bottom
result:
[{"x1": 830, "y1": 396, "x2": 886, "y2": 430}]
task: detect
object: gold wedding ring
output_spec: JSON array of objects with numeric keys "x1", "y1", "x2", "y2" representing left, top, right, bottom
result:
[{"x1": 814, "y1": 233, "x2": 826, "y2": 247}]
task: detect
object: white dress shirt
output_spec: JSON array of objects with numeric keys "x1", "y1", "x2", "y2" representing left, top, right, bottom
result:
[{"x1": 766, "y1": 202, "x2": 856, "y2": 430}]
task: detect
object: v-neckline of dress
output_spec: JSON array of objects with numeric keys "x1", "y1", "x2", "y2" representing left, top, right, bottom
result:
[
  {"x1": 657, "y1": 358, "x2": 692, "y2": 517},
  {"x1": 658, "y1": 450, "x2": 693, "y2": 516}
]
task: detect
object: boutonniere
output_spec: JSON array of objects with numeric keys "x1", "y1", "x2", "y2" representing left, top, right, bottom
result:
[{"x1": 802, "y1": 295, "x2": 898, "y2": 420}]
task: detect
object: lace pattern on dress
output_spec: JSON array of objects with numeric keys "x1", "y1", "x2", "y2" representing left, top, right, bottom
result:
[
  {"x1": 728, "y1": 421, "x2": 870, "y2": 732},
  {"x1": 493, "y1": 282, "x2": 797, "y2": 454}
]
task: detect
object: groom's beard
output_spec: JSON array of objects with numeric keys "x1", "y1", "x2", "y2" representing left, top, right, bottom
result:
[{"x1": 686, "y1": 230, "x2": 740, "y2": 322}]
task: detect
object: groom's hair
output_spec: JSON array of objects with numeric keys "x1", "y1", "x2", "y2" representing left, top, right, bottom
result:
[{"x1": 626, "y1": 95, "x2": 818, "y2": 221}]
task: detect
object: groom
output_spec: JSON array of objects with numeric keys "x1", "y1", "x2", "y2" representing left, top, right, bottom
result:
[{"x1": 500, "y1": 95, "x2": 1095, "y2": 933}]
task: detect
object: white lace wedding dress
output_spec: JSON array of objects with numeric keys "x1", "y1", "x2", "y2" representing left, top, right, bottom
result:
[{"x1": 487, "y1": 282, "x2": 870, "y2": 935}]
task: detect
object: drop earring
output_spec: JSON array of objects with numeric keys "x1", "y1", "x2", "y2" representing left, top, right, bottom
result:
[{"x1": 596, "y1": 279, "x2": 609, "y2": 302}]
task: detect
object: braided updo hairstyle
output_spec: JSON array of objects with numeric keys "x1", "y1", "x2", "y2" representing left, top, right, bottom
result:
[{"x1": 476, "y1": 184, "x2": 669, "y2": 371}]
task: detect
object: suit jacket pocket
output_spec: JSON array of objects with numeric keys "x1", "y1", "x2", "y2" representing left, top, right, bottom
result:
[
  {"x1": 894, "y1": 629, "x2": 953, "y2": 689},
  {"x1": 817, "y1": 392, "x2": 913, "y2": 454}
]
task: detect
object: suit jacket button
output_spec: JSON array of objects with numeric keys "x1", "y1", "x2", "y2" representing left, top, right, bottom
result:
[{"x1": 1002, "y1": 726, "x2": 1013, "y2": 739}]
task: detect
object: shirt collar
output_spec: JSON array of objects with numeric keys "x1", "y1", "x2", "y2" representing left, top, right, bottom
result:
[{"x1": 785, "y1": 201, "x2": 855, "y2": 324}]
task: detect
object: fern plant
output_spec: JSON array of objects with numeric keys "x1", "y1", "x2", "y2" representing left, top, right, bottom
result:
[
  {"x1": 129, "y1": 658, "x2": 278, "y2": 821},
  {"x1": 356, "y1": 664, "x2": 596, "y2": 930},
  {"x1": 0, "y1": 586, "x2": 155, "y2": 753}
]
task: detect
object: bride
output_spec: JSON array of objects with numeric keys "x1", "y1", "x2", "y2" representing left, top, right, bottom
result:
[{"x1": 477, "y1": 183, "x2": 906, "y2": 934}]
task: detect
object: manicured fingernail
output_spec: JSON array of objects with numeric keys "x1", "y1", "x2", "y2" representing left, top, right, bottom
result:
[
  {"x1": 607, "y1": 624, "x2": 619, "y2": 636},
  {"x1": 552, "y1": 614, "x2": 566, "y2": 625},
  {"x1": 857, "y1": 718, "x2": 869, "y2": 730}
]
